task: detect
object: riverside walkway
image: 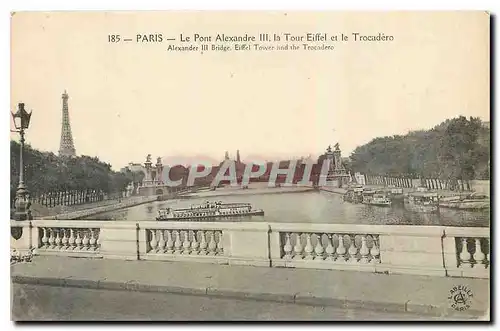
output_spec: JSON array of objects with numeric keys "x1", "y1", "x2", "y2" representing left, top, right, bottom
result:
[
  {"x1": 40, "y1": 196, "x2": 158, "y2": 220},
  {"x1": 11, "y1": 256, "x2": 489, "y2": 321}
]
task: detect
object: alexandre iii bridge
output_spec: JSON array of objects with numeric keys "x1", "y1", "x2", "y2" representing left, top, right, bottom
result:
[{"x1": 134, "y1": 144, "x2": 354, "y2": 197}]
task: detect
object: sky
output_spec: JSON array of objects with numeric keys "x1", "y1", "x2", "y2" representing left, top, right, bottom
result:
[{"x1": 10, "y1": 11, "x2": 490, "y2": 170}]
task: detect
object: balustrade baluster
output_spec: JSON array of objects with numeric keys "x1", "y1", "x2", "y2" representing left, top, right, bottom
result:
[
  {"x1": 41, "y1": 228, "x2": 49, "y2": 248},
  {"x1": 199, "y1": 231, "x2": 208, "y2": 255},
  {"x1": 208, "y1": 232, "x2": 217, "y2": 255},
  {"x1": 68, "y1": 229, "x2": 76, "y2": 250},
  {"x1": 473, "y1": 238, "x2": 486, "y2": 267},
  {"x1": 61, "y1": 229, "x2": 69, "y2": 250},
  {"x1": 89, "y1": 229, "x2": 97, "y2": 251},
  {"x1": 370, "y1": 236, "x2": 381, "y2": 263},
  {"x1": 359, "y1": 235, "x2": 370, "y2": 263},
  {"x1": 75, "y1": 231, "x2": 83, "y2": 250},
  {"x1": 283, "y1": 233, "x2": 293, "y2": 259},
  {"x1": 293, "y1": 233, "x2": 304, "y2": 259},
  {"x1": 157, "y1": 230, "x2": 166, "y2": 253},
  {"x1": 348, "y1": 235, "x2": 358, "y2": 263},
  {"x1": 166, "y1": 230, "x2": 174, "y2": 254},
  {"x1": 48, "y1": 229, "x2": 55, "y2": 249},
  {"x1": 182, "y1": 231, "x2": 191, "y2": 254},
  {"x1": 325, "y1": 234, "x2": 335, "y2": 261},
  {"x1": 174, "y1": 231, "x2": 182, "y2": 254},
  {"x1": 304, "y1": 233, "x2": 314, "y2": 259},
  {"x1": 336, "y1": 234, "x2": 346, "y2": 262},
  {"x1": 55, "y1": 230, "x2": 62, "y2": 249},
  {"x1": 216, "y1": 232, "x2": 223, "y2": 254},
  {"x1": 82, "y1": 231, "x2": 90, "y2": 250},
  {"x1": 149, "y1": 229, "x2": 158, "y2": 253},
  {"x1": 459, "y1": 238, "x2": 472, "y2": 268},
  {"x1": 191, "y1": 231, "x2": 200, "y2": 255},
  {"x1": 314, "y1": 234, "x2": 325, "y2": 260}
]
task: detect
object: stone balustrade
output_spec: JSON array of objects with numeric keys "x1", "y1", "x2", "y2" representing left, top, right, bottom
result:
[
  {"x1": 38, "y1": 226, "x2": 100, "y2": 256},
  {"x1": 442, "y1": 226, "x2": 490, "y2": 279},
  {"x1": 10, "y1": 219, "x2": 490, "y2": 278},
  {"x1": 138, "y1": 221, "x2": 271, "y2": 266},
  {"x1": 278, "y1": 231, "x2": 380, "y2": 269},
  {"x1": 268, "y1": 223, "x2": 448, "y2": 276}
]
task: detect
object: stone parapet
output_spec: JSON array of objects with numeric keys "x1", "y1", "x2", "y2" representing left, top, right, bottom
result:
[{"x1": 10, "y1": 219, "x2": 490, "y2": 279}]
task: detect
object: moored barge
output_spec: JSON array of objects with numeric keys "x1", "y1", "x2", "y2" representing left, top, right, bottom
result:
[
  {"x1": 404, "y1": 191, "x2": 439, "y2": 213},
  {"x1": 156, "y1": 201, "x2": 264, "y2": 221},
  {"x1": 439, "y1": 192, "x2": 490, "y2": 210}
]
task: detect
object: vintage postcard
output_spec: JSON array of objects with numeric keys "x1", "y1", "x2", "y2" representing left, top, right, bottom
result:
[{"x1": 10, "y1": 11, "x2": 490, "y2": 321}]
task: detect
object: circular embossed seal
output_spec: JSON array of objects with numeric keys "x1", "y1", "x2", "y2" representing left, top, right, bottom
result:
[{"x1": 448, "y1": 285, "x2": 473, "y2": 311}]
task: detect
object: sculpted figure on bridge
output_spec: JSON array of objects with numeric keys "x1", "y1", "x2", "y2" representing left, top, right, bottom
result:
[
  {"x1": 156, "y1": 157, "x2": 162, "y2": 165},
  {"x1": 334, "y1": 143, "x2": 340, "y2": 151},
  {"x1": 146, "y1": 154, "x2": 152, "y2": 163}
]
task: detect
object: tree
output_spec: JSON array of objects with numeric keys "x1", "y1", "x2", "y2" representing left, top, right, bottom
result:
[
  {"x1": 10, "y1": 141, "x2": 134, "y2": 207},
  {"x1": 348, "y1": 116, "x2": 490, "y2": 181}
]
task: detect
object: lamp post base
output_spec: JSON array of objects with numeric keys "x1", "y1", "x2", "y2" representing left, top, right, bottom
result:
[
  {"x1": 13, "y1": 212, "x2": 30, "y2": 221},
  {"x1": 13, "y1": 183, "x2": 32, "y2": 221}
]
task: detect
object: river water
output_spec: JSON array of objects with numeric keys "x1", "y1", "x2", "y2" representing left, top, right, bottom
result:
[{"x1": 86, "y1": 189, "x2": 489, "y2": 227}]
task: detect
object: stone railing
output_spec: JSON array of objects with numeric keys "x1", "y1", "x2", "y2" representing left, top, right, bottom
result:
[
  {"x1": 442, "y1": 227, "x2": 490, "y2": 279},
  {"x1": 268, "y1": 224, "x2": 447, "y2": 276},
  {"x1": 37, "y1": 223, "x2": 101, "y2": 257},
  {"x1": 269, "y1": 225, "x2": 381, "y2": 272},
  {"x1": 138, "y1": 221, "x2": 270, "y2": 266},
  {"x1": 10, "y1": 220, "x2": 490, "y2": 279}
]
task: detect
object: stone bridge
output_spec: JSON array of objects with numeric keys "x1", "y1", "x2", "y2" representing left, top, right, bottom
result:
[{"x1": 137, "y1": 182, "x2": 206, "y2": 197}]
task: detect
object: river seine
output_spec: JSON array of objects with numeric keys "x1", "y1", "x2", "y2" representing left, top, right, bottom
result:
[{"x1": 85, "y1": 189, "x2": 489, "y2": 227}]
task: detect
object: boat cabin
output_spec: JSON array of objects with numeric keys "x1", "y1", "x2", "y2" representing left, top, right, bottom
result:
[{"x1": 406, "y1": 192, "x2": 439, "y2": 205}]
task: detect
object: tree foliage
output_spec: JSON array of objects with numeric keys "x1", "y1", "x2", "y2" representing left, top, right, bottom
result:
[
  {"x1": 10, "y1": 141, "x2": 134, "y2": 204},
  {"x1": 349, "y1": 116, "x2": 490, "y2": 180}
]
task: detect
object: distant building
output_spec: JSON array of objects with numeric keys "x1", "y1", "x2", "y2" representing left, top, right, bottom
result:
[
  {"x1": 128, "y1": 162, "x2": 146, "y2": 173},
  {"x1": 122, "y1": 162, "x2": 146, "y2": 175},
  {"x1": 354, "y1": 172, "x2": 366, "y2": 185}
]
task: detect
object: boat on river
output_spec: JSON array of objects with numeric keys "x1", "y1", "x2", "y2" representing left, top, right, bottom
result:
[
  {"x1": 343, "y1": 185, "x2": 364, "y2": 203},
  {"x1": 439, "y1": 192, "x2": 490, "y2": 210},
  {"x1": 156, "y1": 200, "x2": 265, "y2": 221},
  {"x1": 385, "y1": 186, "x2": 404, "y2": 204},
  {"x1": 364, "y1": 192, "x2": 392, "y2": 207},
  {"x1": 361, "y1": 189, "x2": 392, "y2": 207},
  {"x1": 404, "y1": 191, "x2": 439, "y2": 213}
]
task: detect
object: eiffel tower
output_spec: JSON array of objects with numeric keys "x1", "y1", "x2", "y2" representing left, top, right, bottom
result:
[{"x1": 58, "y1": 90, "x2": 76, "y2": 157}]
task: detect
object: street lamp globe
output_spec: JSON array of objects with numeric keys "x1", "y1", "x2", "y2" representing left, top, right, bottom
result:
[{"x1": 11, "y1": 103, "x2": 32, "y2": 131}]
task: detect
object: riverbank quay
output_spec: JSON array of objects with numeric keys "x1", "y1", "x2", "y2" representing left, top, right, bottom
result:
[
  {"x1": 320, "y1": 186, "x2": 485, "y2": 198},
  {"x1": 30, "y1": 198, "x2": 120, "y2": 218},
  {"x1": 182, "y1": 186, "x2": 315, "y2": 198},
  {"x1": 320, "y1": 187, "x2": 348, "y2": 195},
  {"x1": 40, "y1": 196, "x2": 158, "y2": 220},
  {"x1": 11, "y1": 256, "x2": 488, "y2": 320}
]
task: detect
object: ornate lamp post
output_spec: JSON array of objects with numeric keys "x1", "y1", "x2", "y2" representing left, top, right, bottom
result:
[{"x1": 11, "y1": 103, "x2": 32, "y2": 221}]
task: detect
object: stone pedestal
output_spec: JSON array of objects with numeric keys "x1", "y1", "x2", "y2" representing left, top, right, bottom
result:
[
  {"x1": 376, "y1": 226, "x2": 446, "y2": 276},
  {"x1": 99, "y1": 223, "x2": 138, "y2": 260},
  {"x1": 10, "y1": 220, "x2": 33, "y2": 255},
  {"x1": 224, "y1": 224, "x2": 271, "y2": 267}
]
